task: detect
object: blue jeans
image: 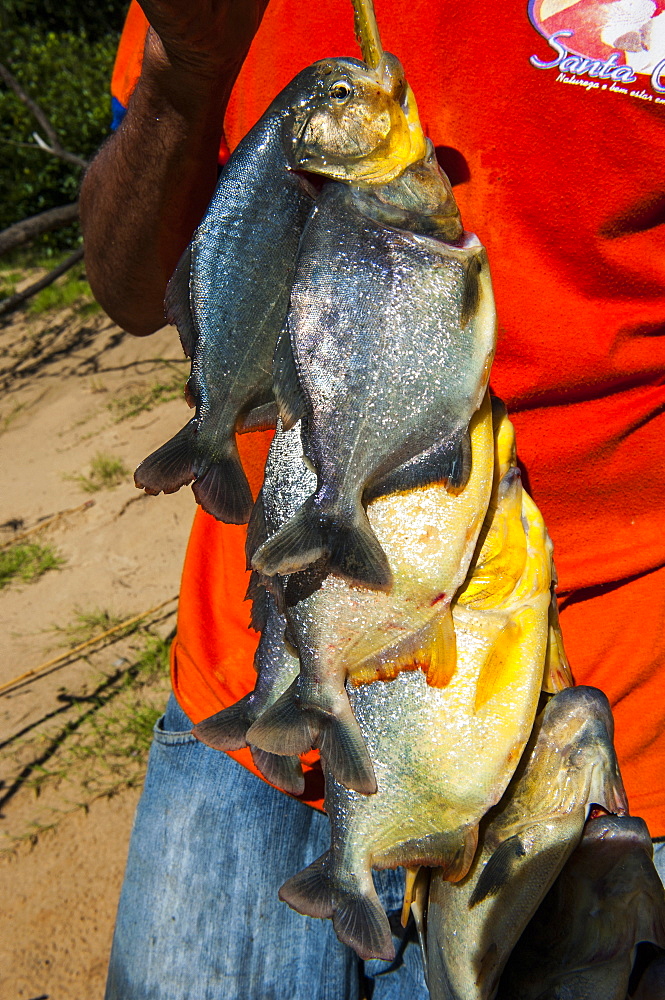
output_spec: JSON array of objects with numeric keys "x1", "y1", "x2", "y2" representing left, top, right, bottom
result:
[{"x1": 105, "y1": 696, "x2": 429, "y2": 1000}]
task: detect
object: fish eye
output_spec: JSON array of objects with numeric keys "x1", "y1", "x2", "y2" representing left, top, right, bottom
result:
[{"x1": 329, "y1": 80, "x2": 353, "y2": 102}]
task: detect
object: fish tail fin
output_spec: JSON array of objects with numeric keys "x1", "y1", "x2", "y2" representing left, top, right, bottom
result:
[
  {"x1": 251, "y1": 498, "x2": 327, "y2": 578},
  {"x1": 249, "y1": 745, "x2": 305, "y2": 796},
  {"x1": 134, "y1": 422, "x2": 197, "y2": 496},
  {"x1": 192, "y1": 698, "x2": 252, "y2": 751},
  {"x1": 192, "y1": 441, "x2": 254, "y2": 524},
  {"x1": 326, "y1": 507, "x2": 392, "y2": 591},
  {"x1": 316, "y1": 702, "x2": 377, "y2": 795},
  {"x1": 246, "y1": 680, "x2": 317, "y2": 756},
  {"x1": 280, "y1": 853, "x2": 394, "y2": 962},
  {"x1": 252, "y1": 498, "x2": 392, "y2": 591}
]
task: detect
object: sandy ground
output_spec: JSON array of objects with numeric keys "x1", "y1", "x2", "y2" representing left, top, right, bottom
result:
[{"x1": 0, "y1": 290, "x2": 197, "y2": 999}]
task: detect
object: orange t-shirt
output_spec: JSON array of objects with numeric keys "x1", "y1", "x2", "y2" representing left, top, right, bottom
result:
[{"x1": 112, "y1": 0, "x2": 665, "y2": 832}]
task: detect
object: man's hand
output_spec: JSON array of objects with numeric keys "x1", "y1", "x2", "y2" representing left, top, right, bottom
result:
[
  {"x1": 137, "y1": 0, "x2": 270, "y2": 84},
  {"x1": 80, "y1": 0, "x2": 271, "y2": 335}
]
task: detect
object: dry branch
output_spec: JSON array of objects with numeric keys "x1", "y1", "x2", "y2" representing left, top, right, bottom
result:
[
  {"x1": 0, "y1": 597, "x2": 179, "y2": 696},
  {"x1": 0, "y1": 61, "x2": 88, "y2": 170},
  {"x1": 0, "y1": 247, "x2": 84, "y2": 318},
  {"x1": 0, "y1": 203, "x2": 79, "y2": 257}
]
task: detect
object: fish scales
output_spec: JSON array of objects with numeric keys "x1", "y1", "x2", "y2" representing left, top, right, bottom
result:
[
  {"x1": 135, "y1": 54, "x2": 426, "y2": 524},
  {"x1": 253, "y1": 160, "x2": 496, "y2": 589}
]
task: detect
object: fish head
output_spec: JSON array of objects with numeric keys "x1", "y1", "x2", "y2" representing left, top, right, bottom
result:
[{"x1": 287, "y1": 53, "x2": 426, "y2": 184}]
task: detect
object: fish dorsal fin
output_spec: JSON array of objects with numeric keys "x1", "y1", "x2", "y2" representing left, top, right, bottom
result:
[
  {"x1": 165, "y1": 245, "x2": 197, "y2": 358},
  {"x1": 273, "y1": 326, "x2": 307, "y2": 431},
  {"x1": 469, "y1": 835, "x2": 526, "y2": 906},
  {"x1": 245, "y1": 492, "x2": 268, "y2": 568}
]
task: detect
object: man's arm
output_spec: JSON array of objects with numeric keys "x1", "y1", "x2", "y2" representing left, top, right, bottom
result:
[{"x1": 80, "y1": 2, "x2": 268, "y2": 336}]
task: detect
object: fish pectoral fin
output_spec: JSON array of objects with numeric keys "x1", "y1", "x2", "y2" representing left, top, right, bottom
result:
[
  {"x1": 474, "y1": 608, "x2": 537, "y2": 712},
  {"x1": 192, "y1": 699, "x2": 252, "y2": 751},
  {"x1": 273, "y1": 326, "x2": 307, "y2": 431},
  {"x1": 191, "y1": 443, "x2": 254, "y2": 525},
  {"x1": 246, "y1": 680, "x2": 317, "y2": 756},
  {"x1": 249, "y1": 745, "x2": 305, "y2": 796},
  {"x1": 366, "y1": 428, "x2": 472, "y2": 501},
  {"x1": 460, "y1": 252, "x2": 483, "y2": 328},
  {"x1": 134, "y1": 421, "x2": 197, "y2": 496},
  {"x1": 469, "y1": 834, "x2": 526, "y2": 907},
  {"x1": 315, "y1": 701, "x2": 377, "y2": 795},
  {"x1": 164, "y1": 244, "x2": 196, "y2": 358}
]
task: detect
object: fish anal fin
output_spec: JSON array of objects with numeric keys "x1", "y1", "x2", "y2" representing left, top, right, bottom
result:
[
  {"x1": 134, "y1": 421, "x2": 197, "y2": 496},
  {"x1": 474, "y1": 607, "x2": 536, "y2": 712},
  {"x1": 164, "y1": 245, "x2": 196, "y2": 358},
  {"x1": 236, "y1": 401, "x2": 279, "y2": 434},
  {"x1": 273, "y1": 327, "x2": 307, "y2": 431},
  {"x1": 469, "y1": 834, "x2": 526, "y2": 907},
  {"x1": 249, "y1": 745, "x2": 305, "y2": 796},
  {"x1": 349, "y1": 612, "x2": 456, "y2": 690},
  {"x1": 367, "y1": 430, "x2": 472, "y2": 502},
  {"x1": 192, "y1": 443, "x2": 254, "y2": 525},
  {"x1": 375, "y1": 827, "x2": 477, "y2": 881}
]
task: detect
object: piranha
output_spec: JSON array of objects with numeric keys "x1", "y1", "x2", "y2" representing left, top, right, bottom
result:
[
  {"x1": 498, "y1": 813, "x2": 665, "y2": 1000},
  {"x1": 424, "y1": 686, "x2": 629, "y2": 1000},
  {"x1": 272, "y1": 401, "x2": 557, "y2": 960},
  {"x1": 134, "y1": 52, "x2": 426, "y2": 524},
  {"x1": 192, "y1": 580, "x2": 305, "y2": 796},
  {"x1": 247, "y1": 386, "x2": 495, "y2": 795},
  {"x1": 251, "y1": 142, "x2": 495, "y2": 590}
]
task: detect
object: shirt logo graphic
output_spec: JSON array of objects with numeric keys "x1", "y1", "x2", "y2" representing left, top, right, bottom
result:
[{"x1": 529, "y1": 0, "x2": 665, "y2": 95}]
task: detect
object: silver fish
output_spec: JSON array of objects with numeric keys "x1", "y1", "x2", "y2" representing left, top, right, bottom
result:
[
  {"x1": 252, "y1": 147, "x2": 496, "y2": 588},
  {"x1": 192, "y1": 581, "x2": 304, "y2": 795},
  {"x1": 135, "y1": 53, "x2": 425, "y2": 524},
  {"x1": 424, "y1": 686, "x2": 629, "y2": 1000},
  {"x1": 498, "y1": 813, "x2": 665, "y2": 1000}
]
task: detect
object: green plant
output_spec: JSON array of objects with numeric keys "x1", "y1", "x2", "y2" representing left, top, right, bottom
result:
[
  {"x1": 0, "y1": 541, "x2": 63, "y2": 588},
  {"x1": 52, "y1": 607, "x2": 126, "y2": 645},
  {"x1": 109, "y1": 367, "x2": 188, "y2": 421},
  {"x1": 70, "y1": 451, "x2": 129, "y2": 492},
  {"x1": 28, "y1": 264, "x2": 94, "y2": 313}
]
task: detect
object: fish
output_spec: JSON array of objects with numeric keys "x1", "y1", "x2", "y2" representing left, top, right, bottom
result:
[
  {"x1": 134, "y1": 52, "x2": 426, "y2": 524},
  {"x1": 191, "y1": 579, "x2": 305, "y2": 796},
  {"x1": 247, "y1": 387, "x2": 495, "y2": 794},
  {"x1": 251, "y1": 143, "x2": 496, "y2": 589},
  {"x1": 424, "y1": 685, "x2": 629, "y2": 1000},
  {"x1": 273, "y1": 401, "x2": 556, "y2": 961},
  {"x1": 498, "y1": 813, "x2": 665, "y2": 1000}
]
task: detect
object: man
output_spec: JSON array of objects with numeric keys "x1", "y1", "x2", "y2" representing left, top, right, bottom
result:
[{"x1": 80, "y1": 1, "x2": 665, "y2": 996}]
